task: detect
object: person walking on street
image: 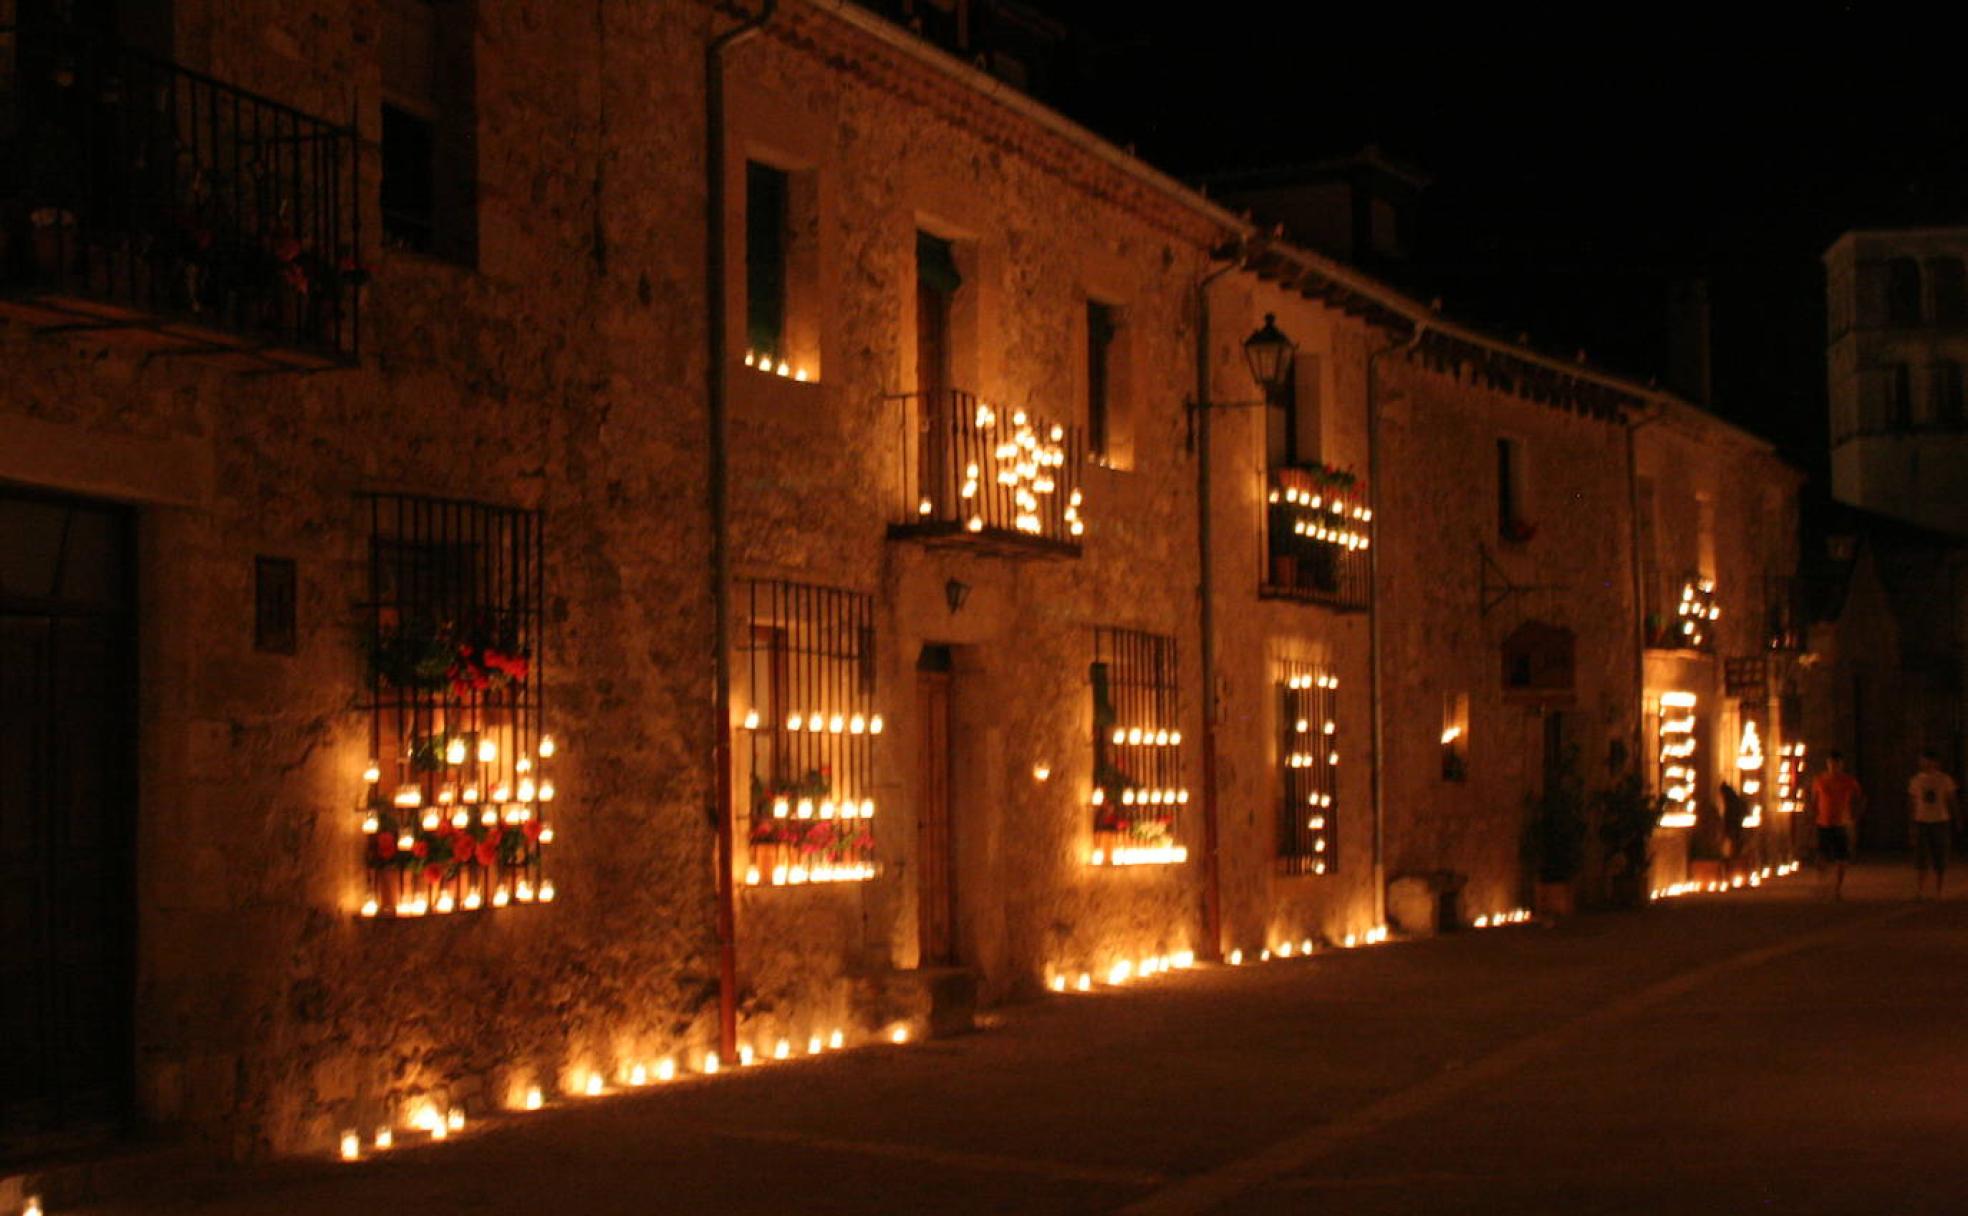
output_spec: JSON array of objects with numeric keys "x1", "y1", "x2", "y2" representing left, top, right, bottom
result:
[
  {"x1": 1811, "y1": 751, "x2": 1864, "y2": 900},
  {"x1": 1909, "y1": 749, "x2": 1958, "y2": 899}
]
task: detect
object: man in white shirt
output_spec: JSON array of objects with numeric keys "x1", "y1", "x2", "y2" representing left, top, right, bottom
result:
[{"x1": 1908, "y1": 749, "x2": 1958, "y2": 898}]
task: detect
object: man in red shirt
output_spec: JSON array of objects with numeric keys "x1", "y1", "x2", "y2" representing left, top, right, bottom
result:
[{"x1": 1811, "y1": 750, "x2": 1865, "y2": 900}]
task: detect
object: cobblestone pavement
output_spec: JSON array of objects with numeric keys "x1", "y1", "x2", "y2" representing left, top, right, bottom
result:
[{"x1": 59, "y1": 862, "x2": 1968, "y2": 1215}]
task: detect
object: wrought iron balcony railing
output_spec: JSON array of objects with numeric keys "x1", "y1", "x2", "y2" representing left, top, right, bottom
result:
[
  {"x1": 1261, "y1": 465, "x2": 1372, "y2": 611},
  {"x1": 1, "y1": 20, "x2": 362, "y2": 367},
  {"x1": 889, "y1": 389, "x2": 1085, "y2": 557}
]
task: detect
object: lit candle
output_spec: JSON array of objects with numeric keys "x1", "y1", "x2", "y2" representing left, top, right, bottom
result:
[
  {"x1": 656, "y1": 1058, "x2": 677, "y2": 1081},
  {"x1": 630, "y1": 1063, "x2": 648, "y2": 1086},
  {"x1": 539, "y1": 736, "x2": 557, "y2": 758},
  {"x1": 525, "y1": 1086, "x2": 543, "y2": 1110},
  {"x1": 703, "y1": 1052, "x2": 720, "y2": 1075},
  {"x1": 375, "y1": 1127, "x2": 393, "y2": 1150},
  {"x1": 774, "y1": 1038, "x2": 790, "y2": 1060},
  {"x1": 585, "y1": 1072, "x2": 603, "y2": 1096},
  {"x1": 446, "y1": 738, "x2": 467, "y2": 765},
  {"x1": 339, "y1": 1129, "x2": 360, "y2": 1161},
  {"x1": 828, "y1": 1029, "x2": 844, "y2": 1050}
]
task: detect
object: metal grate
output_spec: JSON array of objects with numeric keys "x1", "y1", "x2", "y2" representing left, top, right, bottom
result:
[
  {"x1": 1277, "y1": 660, "x2": 1338, "y2": 875},
  {"x1": 356, "y1": 494, "x2": 551, "y2": 917},
  {"x1": 737, "y1": 579, "x2": 879, "y2": 885},
  {"x1": 1090, "y1": 627, "x2": 1186, "y2": 865}
]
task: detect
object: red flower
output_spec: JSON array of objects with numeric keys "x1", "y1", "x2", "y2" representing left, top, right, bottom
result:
[
  {"x1": 411, "y1": 839, "x2": 429, "y2": 858},
  {"x1": 524, "y1": 820, "x2": 545, "y2": 843},
  {"x1": 423, "y1": 864, "x2": 444, "y2": 886},
  {"x1": 475, "y1": 840, "x2": 498, "y2": 867},
  {"x1": 375, "y1": 833, "x2": 398, "y2": 860},
  {"x1": 483, "y1": 825, "x2": 503, "y2": 848},
  {"x1": 451, "y1": 834, "x2": 475, "y2": 862}
]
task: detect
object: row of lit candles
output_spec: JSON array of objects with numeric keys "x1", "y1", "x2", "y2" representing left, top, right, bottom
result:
[
  {"x1": 743, "y1": 350, "x2": 811, "y2": 381},
  {"x1": 1270, "y1": 484, "x2": 1372, "y2": 524},
  {"x1": 1284, "y1": 673, "x2": 1339, "y2": 691},
  {"x1": 1472, "y1": 908, "x2": 1533, "y2": 928},
  {"x1": 744, "y1": 710, "x2": 885, "y2": 735},
  {"x1": 1088, "y1": 844, "x2": 1190, "y2": 866},
  {"x1": 766, "y1": 796, "x2": 875, "y2": 820},
  {"x1": 1288, "y1": 751, "x2": 1341, "y2": 769},
  {"x1": 1109, "y1": 726, "x2": 1184, "y2": 747},
  {"x1": 335, "y1": 1022, "x2": 909, "y2": 1162},
  {"x1": 1290, "y1": 519, "x2": 1371, "y2": 551},
  {"x1": 359, "y1": 877, "x2": 555, "y2": 918},
  {"x1": 1651, "y1": 861, "x2": 1800, "y2": 901},
  {"x1": 1092, "y1": 786, "x2": 1190, "y2": 807},
  {"x1": 744, "y1": 862, "x2": 878, "y2": 886}
]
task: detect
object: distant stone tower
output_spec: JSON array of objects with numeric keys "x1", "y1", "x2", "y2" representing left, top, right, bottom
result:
[{"x1": 1824, "y1": 228, "x2": 1968, "y2": 535}]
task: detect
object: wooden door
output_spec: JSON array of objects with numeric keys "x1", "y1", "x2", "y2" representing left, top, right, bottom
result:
[
  {"x1": 916, "y1": 650, "x2": 955, "y2": 967},
  {"x1": 0, "y1": 492, "x2": 135, "y2": 1156}
]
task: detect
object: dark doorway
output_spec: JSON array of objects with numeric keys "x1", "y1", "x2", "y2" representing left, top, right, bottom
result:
[
  {"x1": 915, "y1": 645, "x2": 956, "y2": 966},
  {"x1": 0, "y1": 489, "x2": 136, "y2": 1156}
]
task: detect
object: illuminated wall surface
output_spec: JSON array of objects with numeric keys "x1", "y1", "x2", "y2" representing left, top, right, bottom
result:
[{"x1": 0, "y1": 0, "x2": 1802, "y2": 1162}]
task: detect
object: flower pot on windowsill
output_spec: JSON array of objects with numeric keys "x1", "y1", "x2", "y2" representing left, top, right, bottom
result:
[{"x1": 1533, "y1": 879, "x2": 1575, "y2": 918}]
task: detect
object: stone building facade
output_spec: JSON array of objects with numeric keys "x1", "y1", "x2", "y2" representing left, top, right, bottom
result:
[{"x1": 0, "y1": 0, "x2": 1805, "y2": 1174}]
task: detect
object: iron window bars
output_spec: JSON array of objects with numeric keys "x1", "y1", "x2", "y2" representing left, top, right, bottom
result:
[
  {"x1": 1277, "y1": 660, "x2": 1338, "y2": 875},
  {"x1": 737, "y1": 578, "x2": 880, "y2": 885},
  {"x1": 891, "y1": 389, "x2": 1085, "y2": 555},
  {"x1": 1, "y1": 15, "x2": 362, "y2": 365},
  {"x1": 1090, "y1": 626, "x2": 1187, "y2": 865},
  {"x1": 355, "y1": 493, "x2": 553, "y2": 917}
]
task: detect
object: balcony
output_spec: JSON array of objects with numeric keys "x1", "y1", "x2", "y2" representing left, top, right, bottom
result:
[
  {"x1": 1260, "y1": 464, "x2": 1372, "y2": 611},
  {"x1": 889, "y1": 389, "x2": 1085, "y2": 558},
  {"x1": 1645, "y1": 572, "x2": 1717, "y2": 654},
  {"x1": 0, "y1": 21, "x2": 362, "y2": 369}
]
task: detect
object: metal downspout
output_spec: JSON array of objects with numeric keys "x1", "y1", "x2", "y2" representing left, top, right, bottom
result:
[
  {"x1": 709, "y1": 0, "x2": 776, "y2": 1063},
  {"x1": 1195, "y1": 253, "x2": 1238, "y2": 961},
  {"x1": 1367, "y1": 325, "x2": 1425, "y2": 928}
]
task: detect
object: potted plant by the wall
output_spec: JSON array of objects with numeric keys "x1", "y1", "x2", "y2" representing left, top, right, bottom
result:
[
  {"x1": 1593, "y1": 743, "x2": 1664, "y2": 909},
  {"x1": 1522, "y1": 746, "x2": 1587, "y2": 918}
]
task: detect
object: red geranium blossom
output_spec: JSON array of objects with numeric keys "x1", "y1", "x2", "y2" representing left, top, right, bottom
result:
[
  {"x1": 411, "y1": 839, "x2": 429, "y2": 858},
  {"x1": 450, "y1": 834, "x2": 475, "y2": 863},
  {"x1": 474, "y1": 840, "x2": 498, "y2": 867},
  {"x1": 423, "y1": 864, "x2": 444, "y2": 886},
  {"x1": 375, "y1": 834, "x2": 397, "y2": 860}
]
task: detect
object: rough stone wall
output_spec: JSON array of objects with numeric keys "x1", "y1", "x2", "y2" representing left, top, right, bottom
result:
[
  {"x1": 0, "y1": 0, "x2": 723, "y2": 1156},
  {"x1": 718, "y1": 12, "x2": 1223, "y2": 1010},
  {"x1": 1375, "y1": 360, "x2": 1640, "y2": 918},
  {"x1": 1204, "y1": 279, "x2": 1380, "y2": 953},
  {"x1": 1635, "y1": 416, "x2": 1803, "y2": 881}
]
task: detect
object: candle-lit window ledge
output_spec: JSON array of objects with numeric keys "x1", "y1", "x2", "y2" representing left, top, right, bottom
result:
[
  {"x1": 742, "y1": 864, "x2": 879, "y2": 887},
  {"x1": 1087, "y1": 845, "x2": 1190, "y2": 867},
  {"x1": 358, "y1": 883, "x2": 557, "y2": 920},
  {"x1": 742, "y1": 351, "x2": 818, "y2": 384}
]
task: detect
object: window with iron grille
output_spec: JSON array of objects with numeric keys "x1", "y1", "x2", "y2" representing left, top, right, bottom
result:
[
  {"x1": 356, "y1": 494, "x2": 554, "y2": 917},
  {"x1": 737, "y1": 579, "x2": 879, "y2": 885},
  {"x1": 1278, "y1": 660, "x2": 1337, "y2": 875},
  {"x1": 1090, "y1": 627, "x2": 1187, "y2": 865}
]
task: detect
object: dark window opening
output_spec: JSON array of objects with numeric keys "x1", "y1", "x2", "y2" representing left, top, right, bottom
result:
[
  {"x1": 381, "y1": 104, "x2": 436, "y2": 253},
  {"x1": 1936, "y1": 361, "x2": 1966, "y2": 428},
  {"x1": 1087, "y1": 300, "x2": 1116, "y2": 457},
  {"x1": 1887, "y1": 257, "x2": 1923, "y2": 327},
  {"x1": 1889, "y1": 362, "x2": 1913, "y2": 429},
  {"x1": 381, "y1": 0, "x2": 476, "y2": 264},
  {"x1": 746, "y1": 162, "x2": 789, "y2": 362},
  {"x1": 1931, "y1": 258, "x2": 1967, "y2": 325}
]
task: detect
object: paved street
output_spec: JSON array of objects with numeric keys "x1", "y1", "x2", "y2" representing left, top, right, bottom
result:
[{"x1": 75, "y1": 862, "x2": 1968, "y2": 1215}]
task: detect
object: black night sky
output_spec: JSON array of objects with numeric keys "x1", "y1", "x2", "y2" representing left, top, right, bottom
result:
[{"x1": 1030, "y1": 11, "x2": 1968, "y2": 475}]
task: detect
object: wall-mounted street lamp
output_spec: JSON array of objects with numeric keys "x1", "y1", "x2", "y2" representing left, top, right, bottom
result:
[
  {"x1": 1242, "y1": 313, "x2": 1298, "y2": 398},
  {"x1": 945, "y1": 578, "x2": 971, "y2": 613}
]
